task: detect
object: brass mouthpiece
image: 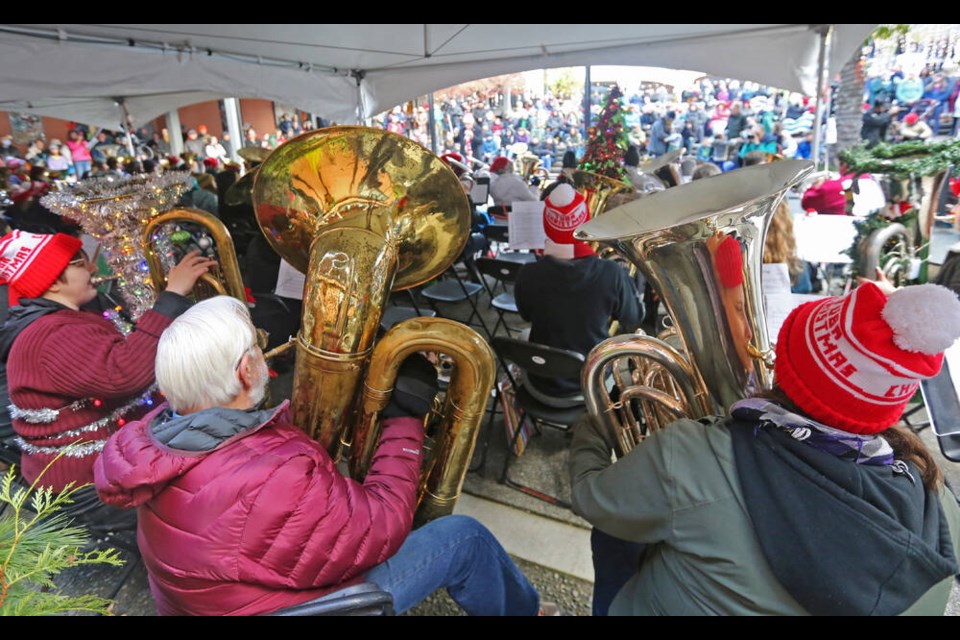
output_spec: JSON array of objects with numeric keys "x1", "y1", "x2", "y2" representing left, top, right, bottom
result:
[{"x1": 91, "y1": 274, "x2": 121, "y2": 286}]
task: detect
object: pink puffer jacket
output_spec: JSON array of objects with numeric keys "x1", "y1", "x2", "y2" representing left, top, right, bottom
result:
[{"x1": 94, "y1": 400, "x2": 425, "y2": 616}]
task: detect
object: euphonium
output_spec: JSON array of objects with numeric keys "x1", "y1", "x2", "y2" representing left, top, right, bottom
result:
[
  {"x1": 252, "y1": 126, "x2": 495, "y2": 526},
  {"x1": 142, "y1": 207, "x2": 247, "y2": 302},
  {"x1": 857, "y1": 221, "x2": 915, "y2": 286},
  {"x1": 571, "y1": 168, "x2": 634, "y2": 219},
  {"x1": 575, "y1": 160, "x2": 815, "y2": 458},
  {"x1": 519, "y1": 153, "x2": 550, "y2": 188}
]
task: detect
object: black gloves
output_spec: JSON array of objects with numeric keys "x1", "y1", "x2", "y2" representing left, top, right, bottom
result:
[{"x1": 382, "y1": 353, "x2": 440, "y2": 420}]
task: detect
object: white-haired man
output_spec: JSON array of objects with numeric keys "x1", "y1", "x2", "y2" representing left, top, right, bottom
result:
[{"x1": 94, "y1": 296, "x2": 555, "y2": 616}]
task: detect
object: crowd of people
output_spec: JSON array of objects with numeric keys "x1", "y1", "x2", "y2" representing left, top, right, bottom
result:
[{"x1": 370, "y1": 77, "x2": 832, "y2": 173}]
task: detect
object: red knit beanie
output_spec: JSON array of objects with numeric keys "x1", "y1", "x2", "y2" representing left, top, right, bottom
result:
[
  {"x1": 543, "y1": 183, "x2": 595, "y2": 258},
  {"x1": 715, "y1": 234, "x2": 744, "y2": 288},
  {"x1": 775, "y1": 281, "x2": 960, "y2": 434},
  {"x1": 0, "y1": 230, "x2": 83, "y2": 305}
]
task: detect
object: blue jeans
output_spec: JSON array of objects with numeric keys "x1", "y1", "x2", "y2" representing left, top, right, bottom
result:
[
  {"x1": 590, "y1": 527, "x2": 646, "y2": 616},
  {"x1": 73, "y1": 160, "x2": 92, "y2": 180},
  {"x1": 365, "y1": 514, "x2": 540, "y2": 616}
]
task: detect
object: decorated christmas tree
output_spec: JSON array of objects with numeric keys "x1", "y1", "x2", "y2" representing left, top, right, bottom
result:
[{"x1": 579, "y1": 84, "x2": 629, "y2": 181}]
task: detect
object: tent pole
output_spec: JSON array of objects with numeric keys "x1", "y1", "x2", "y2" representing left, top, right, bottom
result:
[
  {"x1": 222, "y1": 98, "x2": 243, "y2": 164},
  {"x1": 584, "y1": 66, "x2": 592, "y2": 132},
  {"x1": 811, "y1": 25, "x2": 833, "y2": 172},
  {"x1": 428, "y1": 92, "x2": 438, "y2": 154},
  {"x1": 116, "y1": 98, "x2": 142, "y2": 172},
  {"x1": 166, "y1": 110, "x2": 184, "y2": 158}
]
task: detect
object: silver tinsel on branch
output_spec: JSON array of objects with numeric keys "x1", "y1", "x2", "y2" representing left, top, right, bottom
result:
[{"x1": 40, "y1": 173, "x2": 193, "y2": 320}]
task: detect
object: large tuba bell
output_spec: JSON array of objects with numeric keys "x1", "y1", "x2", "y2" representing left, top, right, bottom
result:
[
  {"x1": 142, "y1": 207, "x2": 247, "y2": 302},
  {"x1": 576, "y1": 160, "x2": 815, "y2": 457},
  {"x1": 252, "y1": 126, "x2": 496, "y2": 526}
]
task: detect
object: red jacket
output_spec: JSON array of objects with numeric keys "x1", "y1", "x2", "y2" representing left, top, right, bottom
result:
[
  {"x1": 4, "y1": 303, "x2": 176, "y2": 490},
  {"x1": 94, "y1": 400, "x2": 425, "y2": 616},
  {"x1": 801, "y1": 175, "x2": 850, "y2": 215}
]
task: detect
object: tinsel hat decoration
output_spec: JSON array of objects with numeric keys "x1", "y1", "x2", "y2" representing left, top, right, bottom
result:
[{"x1": 40, "y1": 172, "x2": 194, "y2": 320}]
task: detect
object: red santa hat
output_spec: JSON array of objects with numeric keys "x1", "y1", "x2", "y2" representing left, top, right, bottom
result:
[
  {"x1": 904, "y1": 112, "x2": 920, "y2": 126},
  {"x1": 775, "y1": 281, "x2": 960, "y2": 434},
  {"x1": 0, "y1": 230, "x2": 83, "y2": 305},
  {"x1": 440, "y1": 152, "x2": 467, "y2": 178},
  {"x1": 542, "y1": 183, "x2": 595, "y2": 259},
  {"x1": 489, "y1": 156, "x2": 511, "y2": 174}
]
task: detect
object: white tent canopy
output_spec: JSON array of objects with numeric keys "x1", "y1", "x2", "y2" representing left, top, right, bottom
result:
[{"x1": 0, "y1": 24, "x2": 876, "y2": 130}]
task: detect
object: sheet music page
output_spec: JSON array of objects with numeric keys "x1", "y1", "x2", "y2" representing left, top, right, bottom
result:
[
  {"x1": 762, "y1": 263, "x2": 792, "y2": 296},
  {"x1": 792, "y1": 214, "x2": 857, "y2": 264},
  {"x1": 507, "y1": 200, "x2": 546, "y2": 250},
  {"x1": 274, "y1": 259, "x2": 306, "y2": 300},
  {"x1": 764, "y1": 293, "x2": 825, "y2": 345}
]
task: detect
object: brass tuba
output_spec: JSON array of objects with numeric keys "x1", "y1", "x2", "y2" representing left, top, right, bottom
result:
[
  {"x1": 252, "y1": 126, "x2": 496, "y2": 526},
  {"x1": 575, "y1": 160, "x2": 815, "y2": 457},
  {"x1": 142, "y1": 207, "x2": 247, "y2": 302}
]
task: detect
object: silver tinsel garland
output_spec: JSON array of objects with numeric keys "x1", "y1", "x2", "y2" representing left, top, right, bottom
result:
[
  {"x1": 40, "y1": 173, "x2": 193, "y2": 320},
  {"x1": 10, "y1": 385, "x2": 159, "y2": 458}
]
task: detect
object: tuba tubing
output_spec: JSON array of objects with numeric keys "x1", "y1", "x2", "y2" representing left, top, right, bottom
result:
[
  {"x1": 349, "y1": 317, "x2": 495, "y2": 527},
  {"x1": 142, "y1": 207, "x2": 247, "y2": 302},
  {"x1": 858, "y1": 221, "x2": 911, "y2": 282},
  {"x1": 583, "y1": 333, "x2": 710, "y2": 457}
]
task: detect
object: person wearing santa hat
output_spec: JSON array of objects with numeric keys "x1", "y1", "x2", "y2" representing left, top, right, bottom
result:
[
  {"x1": 571, "y1": 274, "x2": 960, "y2": 615},
  {"x1": 515, "y1": 181, "x2": 645, "y2": 615},
  {"x1": 487, "y1": 156, "x2": 537, "y2": 217},
  {"x1": 515, "y1": 183, "x2": 644, "y2": 399},
  {"x1": 0, "y1": 230, "x2": 216, "y2": 533},
  {"x1": 898, "y1": 111, "x2": 934, "y2": 141}
]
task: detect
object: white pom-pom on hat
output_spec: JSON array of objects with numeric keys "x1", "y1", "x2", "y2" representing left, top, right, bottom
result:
[
  {"x1": 882, "y1": 284, "x2": 960, "y2": 354},
  {"x1": 548, "y1": 183, "x2": 576, "y2": 208}
]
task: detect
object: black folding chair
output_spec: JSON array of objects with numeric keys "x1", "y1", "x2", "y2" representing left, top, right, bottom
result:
[
  {"x1": 379, "y1": 290, "x2": 436, "y2": 334},
  {"x1": 489, "y1": 336, "x2": 588, "y2": 509},
  {"x1": 265, "y1": 582, "x2": 394, "y2": 616},
  {"x1": 474, "y1": 257, "x2": 525, "y2": 337},
  {"x1": 482, "y1": 223, "x2": 537, "y2": 265},
  {"x1": 917, "y1": 356, "x2": 960, "y2": 462},
  {"x1": 418, "y1": 258, "x2": 492, "y2": 341}
]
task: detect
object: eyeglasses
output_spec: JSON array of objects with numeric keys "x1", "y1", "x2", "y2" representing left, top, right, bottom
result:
[
  {"x1": 68, "y1": 246, "x2": 100, "y2": 269},
  {"x1": 234, "y1": 328, "x2": 269, "y2": 371}
]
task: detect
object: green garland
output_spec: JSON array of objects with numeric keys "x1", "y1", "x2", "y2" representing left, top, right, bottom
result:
[{"x1": 839, "y1": 139, "x2": 960, "y2": 179}]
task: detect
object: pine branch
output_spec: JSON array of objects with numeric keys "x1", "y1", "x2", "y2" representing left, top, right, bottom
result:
[{"x1": 1, "y1": 462, "x2": 125, "y2": 616}]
